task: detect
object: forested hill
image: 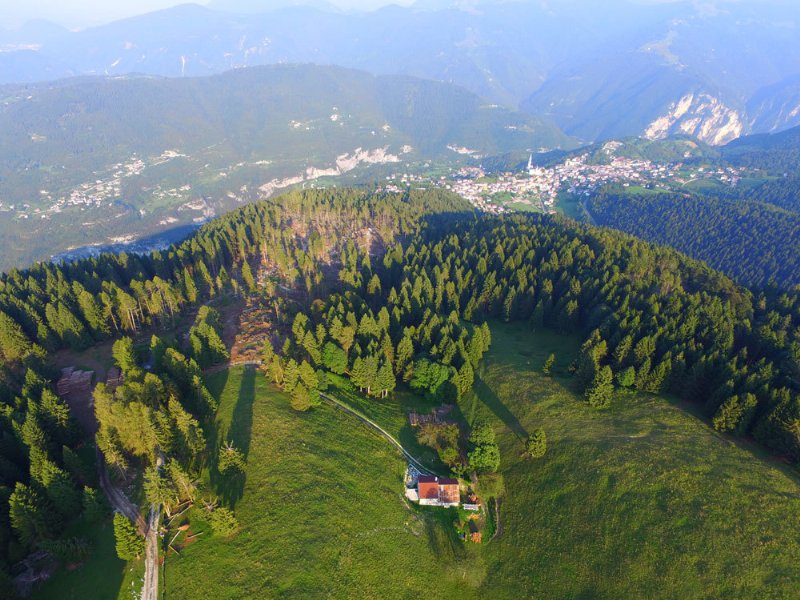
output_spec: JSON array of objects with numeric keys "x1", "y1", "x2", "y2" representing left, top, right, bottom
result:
[
  {"x1": 0, "y1": 188, "x2": 472, "y2": 591},
  {"x1": 0, "y1": 187, "x2": 798, "y2": 594},
  {"x1": 586, "y1": 189, "x2": 800, "y2": 289},
  {"x1": 721, "y1": 124, "x2": 800, "y2": 173}
]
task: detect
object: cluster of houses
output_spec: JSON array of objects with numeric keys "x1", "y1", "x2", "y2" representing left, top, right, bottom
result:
[{"x1": 376, "y1": 145, "x2": 748, "y2": 217}]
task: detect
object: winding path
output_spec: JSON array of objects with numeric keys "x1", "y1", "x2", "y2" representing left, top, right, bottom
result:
[
  {"x1": 318, "y1": 392, "x2": 438, "y2": 477},
  {"x1": 95, "y1": 447, "x2": 146, "y2": 533},
  {"x1": 96, "y1": 447, "x2": 160, "y2": 600},
  {"x1": 142, "y1": 504, "x2": 160, "y2": 600},
  {"x1": 204, "y1": 362, "x2": 435, "y2": 476}
]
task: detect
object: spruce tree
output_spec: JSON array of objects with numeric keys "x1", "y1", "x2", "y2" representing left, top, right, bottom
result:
[
  {"x1": 586, "y1": 366, "x2": 614, "y2": 409},
  {"x1": 542, "y1": 353, "x2": 556, "y2": 376},
  {"x1": 9, "y1": 482, "x2": 59, "y2": 546},
  {"x1": 113, "y1": 513, "x2": 144, "y2": 560},
  {"x1": 526, "y1": 428, "x2": 547, "y2": 458}
]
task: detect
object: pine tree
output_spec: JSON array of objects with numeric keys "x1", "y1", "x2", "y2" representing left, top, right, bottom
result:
[
  {"x1": 207, "y1": 506, "x2": 239, "y2": 536},
  {"x1": 376, "y1": 362, "x2": 396, "y2": 398},
  {"x1": 9, "y1": 482, "x2": 59, "y2": 546},
  {"x1": 241, "y1": 260, "x2": 256, "y2": 292},
  {"x1": 290, "y1": 383, "x2": 313, "y2": 412},
  {"x1": 351, "y1": 356, "x2": 367, "y2": 392},
  {"x1": 143, "y1": 466, "x2": 178, "y2": 517},
  {"x1": 617, "y1": 366, "x2": 636, "y2": 388},
  {"x1": 0, "y1": 310, "x2": 32, "y2": 362},
  {"x1": 183, "y1": 268, "x2": 199, "y2": 303},
  {"x1": 362, "y1": 355, "x2": 379, "y2": 395},
  {"x1": 82, "y1": 486, "x2": 109, "y2": 522},
  {"x1": 526, "y1": 428, "x2": 547, "y2": 458},
  {"x1": 218, "y1": 442, "x2": 246, "y2": 475},
  {"x1": 112, "y1": 337, "x2": 139, "y2": 375},
  {"x1": 113, "y1": 513, "x2": 144, "y2": 560},
  {"x1": 38, "y1": 458, "x2": 81, "y2": 519},
  {"x1": 586, "y1": 366, "x2": 614, "y2": 409},
  {"x1": 455, "y1": 361, "x2": 475, "y2": 398},
  {"x1": 395, "y1": 334, "x2": 414, "y2": 376},
  {"x1": 283, "y1": 359, "x2": 300, "y2": 392},
  {"x1": 167, "y1": 461, "x2": 197, "y2": 504},
  {"x1": 713, "y1": 393, "x2": 758, "y2": 435},
  {"x1": 542, "y1": 353, "x2": 556, "y2": 376},
  {"x1": 322, "y1": 342, "x2": 347, "y2": 375}
]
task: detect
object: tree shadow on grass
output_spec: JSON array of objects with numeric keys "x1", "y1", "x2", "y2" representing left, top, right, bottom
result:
[
  {"x1": 422, "y1": 507, "x2": 467, "y2": 561},
  {"x1": 210, "y1": 366, "x2": 256, "y2": 508},
  {"x1": 473, "y1": 376, "x2": 528, "y2": 441}
]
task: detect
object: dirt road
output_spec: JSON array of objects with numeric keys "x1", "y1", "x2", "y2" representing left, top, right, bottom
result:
[{"x1": 142, "y1": 504, "x2": 161, "y2": 600}]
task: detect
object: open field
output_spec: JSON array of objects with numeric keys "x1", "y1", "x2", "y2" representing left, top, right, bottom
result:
[
  {"x1": 306, "y1": 322, "x2": 800, "y2": 597},
  {"x1": 162, "y1": 366, "x2": 483, "y2": 598},
  {"x1": 63, "y1": 322, "x2": 800, "y2": 599},
  {"x1": 474, "y1": 323, "x2": 800, "y2": 598},
  {"x1": 29, "y1": 517, "x2": 143, "y2": 600}
]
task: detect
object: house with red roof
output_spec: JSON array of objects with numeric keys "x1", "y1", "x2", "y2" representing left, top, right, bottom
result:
[{"x1": 417, "y1": 475, "x2": 460, "y2": 507}]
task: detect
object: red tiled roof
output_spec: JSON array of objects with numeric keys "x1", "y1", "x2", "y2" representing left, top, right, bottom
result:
[{"x1": 418, "y1": 480, "x2": 440, "y2": 500}]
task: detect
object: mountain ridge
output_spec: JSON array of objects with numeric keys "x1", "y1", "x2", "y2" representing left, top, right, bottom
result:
[{"x1": 7, "y1": 0, "x2": 800, "y2": 145}]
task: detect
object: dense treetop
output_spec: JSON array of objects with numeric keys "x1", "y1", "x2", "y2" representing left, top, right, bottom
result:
[{"x1": 587, "y1": 189, "x2": 800, "y2": 288}]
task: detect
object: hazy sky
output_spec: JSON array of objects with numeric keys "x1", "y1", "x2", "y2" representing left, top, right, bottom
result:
[
  {"x1": 1, "y1": 0, "x2": 417, "y2": 30},
  {"x1": 0, "y1": 0, "x2": 735, "y2": 30}
]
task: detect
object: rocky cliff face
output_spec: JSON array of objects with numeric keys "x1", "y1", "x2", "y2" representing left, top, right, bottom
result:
[{"x1": 644, "y1": 93, "x2": 744, "y2": 146}]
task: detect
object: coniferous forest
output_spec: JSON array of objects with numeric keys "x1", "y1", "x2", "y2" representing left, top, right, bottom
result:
[
  {"x1": 587, "y1": 189, "x2": 800, "y2": 288},
  {"x1": 0, "y1": 188, "x2": 798, "y2": 593}
]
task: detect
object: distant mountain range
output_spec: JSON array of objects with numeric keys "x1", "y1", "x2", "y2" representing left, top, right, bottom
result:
[{"x1": 2, "y1": 0, "x2": 800, "y2": 146}]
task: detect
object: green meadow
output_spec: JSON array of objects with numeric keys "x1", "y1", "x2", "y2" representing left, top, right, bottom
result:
[
  {"x1": 58, "y1": 322, "x2": 799, "y2": 598},
  {"x1": 161, "y1": 366, "x2": 481, "y2": 598},
  {"x1": 475, "y1": 324, "x2": 800, "y2": 598}
]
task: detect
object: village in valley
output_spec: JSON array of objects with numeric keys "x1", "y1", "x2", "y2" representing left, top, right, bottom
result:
[{"x1": 379, "y1": 141, "x2": 748, "y2": 215}]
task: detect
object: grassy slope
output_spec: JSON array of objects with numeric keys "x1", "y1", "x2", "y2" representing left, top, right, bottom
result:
[
  {"x1": 163, "y1": 366, "x2": 482, "y2": 599},
  {"x1": 475, "y1": 323, "x2": 800, "y2": 598},
  {"x1": 162, "y1": 323, "x2": 800, "y2": 598}
]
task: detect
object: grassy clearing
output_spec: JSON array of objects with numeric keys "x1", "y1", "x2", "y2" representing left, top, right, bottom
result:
[
  {"x1": 324, "y1": 374, "x2": 453, "y2": 474},
  {"x1": 475, "y1": 323, "x2": 800, "y2": 599},
  {"x1": 29, "y1": 516, "x2": 142, "y2": 600},
  {"x1": 156, "y1": 323, "x2": 800, "y2": 598},
  {"x1": 553, "y1": 191, "x2": 584, "y2": 220},
  {"x1": 162, "y1": 366, "x2": 483, "y2": 598}
]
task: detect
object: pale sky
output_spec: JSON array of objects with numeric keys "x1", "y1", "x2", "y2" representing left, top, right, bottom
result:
[
  {"x1": 0, "y1": 0, "x2": 752, "y2": 30},
  {"x1": 0, "y1": 0, "x2": 417, "y2": 30}
]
